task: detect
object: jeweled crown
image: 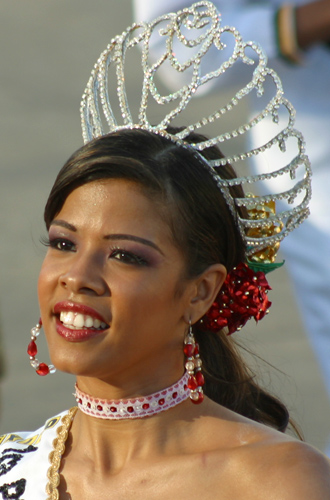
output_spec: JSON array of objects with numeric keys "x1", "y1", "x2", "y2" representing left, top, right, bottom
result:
[{"x1": 80, "y1": 0, "x2": 311, "y2": 257}]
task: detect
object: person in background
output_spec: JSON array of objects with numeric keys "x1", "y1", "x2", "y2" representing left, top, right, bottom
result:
[{"x1": 133, "y1": 0, "x2": 330, "y2": 453}]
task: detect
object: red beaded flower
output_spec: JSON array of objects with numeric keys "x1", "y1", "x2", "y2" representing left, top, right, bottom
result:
[{"x1": 198, "y1": 262, "x2": 272, "y2": 335}]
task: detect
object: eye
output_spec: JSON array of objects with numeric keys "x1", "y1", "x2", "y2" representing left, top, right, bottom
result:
[
  {"x1": 46, "y1": 237, "x2": 76, "y2": 252},
  {"x1": 110, "y1": 249, "x2": 148, "y2": 266}
]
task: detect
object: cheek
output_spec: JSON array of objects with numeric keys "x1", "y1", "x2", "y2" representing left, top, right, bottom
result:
[
  {"x1": 109, "y1": 273, "x2": 183, "y2": 326},
  {"x1": 37, "y1": 259, "x2": 58, "y2": 306}
]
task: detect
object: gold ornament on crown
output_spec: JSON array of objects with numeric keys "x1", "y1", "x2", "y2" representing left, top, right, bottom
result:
[
  {"x1": 80, "y1": 1, "x2": 311, "y2": 257},
  {"x1": 246, "y1": 195, "x2": 283, "y2": 264}
]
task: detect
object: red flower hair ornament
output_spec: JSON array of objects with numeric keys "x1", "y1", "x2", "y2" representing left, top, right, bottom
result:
[
  {"x1": 198, "y1": 196, "x2": 285, "y2": 335},
  {"x1": 198, "y1": 262, "x2": 273, "y2": 335}
]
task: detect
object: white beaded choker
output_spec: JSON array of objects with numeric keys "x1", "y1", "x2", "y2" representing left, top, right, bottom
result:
[{"x1": 74, "y1": 372, "x2": 190, "y2": 420}]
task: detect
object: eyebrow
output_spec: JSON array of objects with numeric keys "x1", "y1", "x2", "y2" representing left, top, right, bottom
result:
[
  {"x1": 51, "y1": 220, "x2": 76, "y2": 232},
  {"x1": 51, "y1": 219, "x2": 164, "y2": 255}
]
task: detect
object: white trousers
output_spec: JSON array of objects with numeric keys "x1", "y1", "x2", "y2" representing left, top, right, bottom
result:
[{"x1": 252, "y1": 111, "x2": 330, "y2": 401}]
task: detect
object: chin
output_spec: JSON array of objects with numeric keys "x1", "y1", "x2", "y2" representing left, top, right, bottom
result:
[{"x1": 49, "y1": 351, "x2": 89, "y2": 376}]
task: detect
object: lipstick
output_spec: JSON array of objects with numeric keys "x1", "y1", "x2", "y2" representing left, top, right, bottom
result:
[{"x1": 54, "y1": 301, "x2": 109, "y2": 342}]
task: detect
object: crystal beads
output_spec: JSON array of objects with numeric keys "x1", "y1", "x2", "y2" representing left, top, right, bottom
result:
[
  {"x1": 80, "y1": 0, "x2": 311, "y2": 257},
  {"x1": 27, "y1": 340, "x2": 37, "y2": 357},
  {"x1": 28, "y1": 319, "x2": 56, "y2": 376},
  {"x1": 184, "y1": 325, "x2": 204, "y2": 404},
  {"x1": 36, "y1": 363, "x2": 50, "y2": 376}
]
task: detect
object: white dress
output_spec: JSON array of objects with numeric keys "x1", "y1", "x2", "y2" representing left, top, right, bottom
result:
[{"x1": 0, "y1": 410, "x2": 69, "y2": 499}]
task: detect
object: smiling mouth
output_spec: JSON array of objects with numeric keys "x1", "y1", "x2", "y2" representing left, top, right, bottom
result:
[{"x1": 59, "y1": 311, "x2": 108, "y2": 331}]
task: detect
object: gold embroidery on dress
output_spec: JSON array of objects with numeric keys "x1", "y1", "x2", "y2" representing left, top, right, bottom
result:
[{"x1": 46, "y1": 407, "x2": 78, "y2": 500}]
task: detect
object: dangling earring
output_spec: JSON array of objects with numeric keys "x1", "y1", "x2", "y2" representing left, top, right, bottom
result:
[
  {"x1": 27, "y1": 318, "x2": 56, "y2": 376},
  {"x1": 183, "y1": 320, "x2": 204, "y2": 404}
]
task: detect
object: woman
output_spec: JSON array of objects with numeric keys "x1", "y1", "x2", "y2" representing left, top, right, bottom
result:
[
  {"x1": 0, "y1": 128, "x2": 328, "y2": 498},
  {"x1": 0, "y1": 2, "x2": 329, "y2": 498}
]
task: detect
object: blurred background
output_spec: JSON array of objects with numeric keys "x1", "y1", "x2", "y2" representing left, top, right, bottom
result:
[{"x1": 0, "y1": 0, "x2": 329, "y2": 452}]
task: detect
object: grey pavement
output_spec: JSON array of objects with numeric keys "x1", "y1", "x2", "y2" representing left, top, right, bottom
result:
[{"x1": 0, "y1": 0, "x2": 329, "y2": 453}]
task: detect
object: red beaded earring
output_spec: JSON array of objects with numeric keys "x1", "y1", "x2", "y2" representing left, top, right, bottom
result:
[
  {"x1": 27, "y1": 319, "x2": 56, "y2": 376},
  {"x1": 184, "y1": 321, "x2": 204, "y2": 404}
]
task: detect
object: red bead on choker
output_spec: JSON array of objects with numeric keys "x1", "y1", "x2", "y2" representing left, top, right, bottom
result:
[{"x1": 74, "y1": 372, "x2": 190, "y2": 420}]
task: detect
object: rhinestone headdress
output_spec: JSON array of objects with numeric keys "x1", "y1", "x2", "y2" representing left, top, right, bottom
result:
[{"x1": 80, "y1": 0, "x2": 311, "y2": 256}]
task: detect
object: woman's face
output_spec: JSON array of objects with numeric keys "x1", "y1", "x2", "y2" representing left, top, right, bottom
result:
[{"x1": 38, "y1": 179, "x2": 195, "y2": 390}]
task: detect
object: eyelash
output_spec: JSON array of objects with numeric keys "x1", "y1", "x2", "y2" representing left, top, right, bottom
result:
[
  {"x1": 43, "y1": 237, "x2": 76, "y2": 252},
  {"x1": 109, "y1": 248, "x2": 148, "y2": 266},
  {"x1": 43, "y1": 238, "x2": 148, "y2": 266}
]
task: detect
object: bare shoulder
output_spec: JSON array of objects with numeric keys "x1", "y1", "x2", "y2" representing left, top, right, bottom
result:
[
  {"x1": 250, "y1": 439, "x2": 330, "y2": 500},
  {"x1": 225, "y1": 427, "x2": 330, "y2": 499},
  {"x1": 195, "y1": 406, "x2": 330, "y2": 500}
]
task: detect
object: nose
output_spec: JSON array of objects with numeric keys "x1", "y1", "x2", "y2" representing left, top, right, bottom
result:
[{"x1": 59, "y1": 251, "x2": 109, "y2": 297}]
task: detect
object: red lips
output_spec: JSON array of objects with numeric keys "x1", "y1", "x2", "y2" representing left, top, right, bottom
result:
[
  {"x1": 54, "y1": 301, "x2": 108, "y2": 323},
  {"x1": 54, "y1": 301, "x2": 109, "y2": 343}
]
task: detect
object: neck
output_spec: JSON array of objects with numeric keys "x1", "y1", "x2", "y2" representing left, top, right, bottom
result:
[
  {"x1": 64, "y1": 374, "x2": 203, "y2": 473},
  {"x1": 66, "y1": 390, "x2": 209, "y2": 476}
]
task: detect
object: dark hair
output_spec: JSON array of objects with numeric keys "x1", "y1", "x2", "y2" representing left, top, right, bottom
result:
[
  {"x1": 45, "y1": 128, "x2": 246, "y2": 276},
  {"x1": 44, "y1": 127, "x2": 291, "y2": 433}
]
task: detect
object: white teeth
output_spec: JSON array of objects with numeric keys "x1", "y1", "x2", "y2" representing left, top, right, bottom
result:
[
  {"x1": 94, "y1": 318, "x2": 101, "y2": 329},
  {"x1": 63, "y1": 311, "x2": 74, "y2": 324},
  {"x1": 85, "y1": 316, "x2": 93, "y2": 328},
  {"x1": 59, "y1": 311, "x2": 107, "y2": 330},
  {"x1": 73, "y1": 314, "x2": 85, "y2": 328}
]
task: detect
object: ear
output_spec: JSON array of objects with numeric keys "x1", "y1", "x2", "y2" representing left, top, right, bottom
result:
[{"x1": 184, "y1": 263, "x2": 226, "y2": 324}]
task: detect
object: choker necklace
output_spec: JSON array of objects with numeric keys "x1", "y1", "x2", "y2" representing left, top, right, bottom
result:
[{"x1": 74, "y1": 372, "x2": 190, "y2": 420}]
